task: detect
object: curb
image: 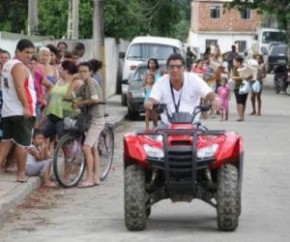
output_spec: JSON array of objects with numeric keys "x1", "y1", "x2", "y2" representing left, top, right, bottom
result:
[
  {"x1": 0, "y1": 177, "x2": 41, "y2": 219},
  {"x1": 0, "y1": 109, "x2": 127, "y2": 223}
]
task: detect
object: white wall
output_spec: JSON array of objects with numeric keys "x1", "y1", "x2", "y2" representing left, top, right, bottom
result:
[{"x1": 188, "y1": 30, "x2": 255, "y2": 55}]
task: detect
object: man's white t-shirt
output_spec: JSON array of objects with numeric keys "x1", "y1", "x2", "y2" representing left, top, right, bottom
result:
[{"x1": 150, "y1": 72, "x2": 211, "y2": 124}]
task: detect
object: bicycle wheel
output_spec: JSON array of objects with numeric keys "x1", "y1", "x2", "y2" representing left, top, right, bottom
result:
[
  {"x1": 53, "y1": 132, "x2": 86, "y2": 188},
  {"x1": 98, "y1": 125, "x2": 114, "y2": 181}
]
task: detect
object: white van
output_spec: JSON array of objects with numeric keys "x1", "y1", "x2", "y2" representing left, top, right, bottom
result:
[{"x1": 119, "y1": 36, "x2": 185, "y2": 105}]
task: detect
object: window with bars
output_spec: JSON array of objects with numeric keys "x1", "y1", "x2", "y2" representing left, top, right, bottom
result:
[
  {"x1": 235, "y1": 41, "x2": 247, "y2": 53},
  {"x1": 210, "y1": 6, "x2": 221, "y2": 19},
  {"x1": 241, "y1": 9, "x2": 251, "y2": 19},
  {"x1": 205, "y1": 39, "x2": 218, "y2": 48}
]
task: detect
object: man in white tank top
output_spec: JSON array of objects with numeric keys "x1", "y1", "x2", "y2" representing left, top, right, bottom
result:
[{"x1": 0, "y1": 39, "x2": 36, "y2": 183}]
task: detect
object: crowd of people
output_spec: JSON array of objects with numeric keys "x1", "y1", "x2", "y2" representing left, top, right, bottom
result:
[
  {"x1": 187, "y1": 44, "x2": 267, "y2": 121},
  {"x1": 0, "y1": 39, "x2": 104, "y2": 188},
  {"x1": 0, "y1": 39, "x2": 268, "y2": 187},
  {"x1": 139, "y1": 44, "x2": 267, "y2": 130}
]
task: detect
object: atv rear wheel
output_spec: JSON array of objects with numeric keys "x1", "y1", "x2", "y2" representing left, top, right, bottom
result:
[
  {"x1": 124, "y1": 164, "x2": 147, "y2": 231},
  {"x1": 216, "y1": 164, "x2": 240, "y2": 231}
]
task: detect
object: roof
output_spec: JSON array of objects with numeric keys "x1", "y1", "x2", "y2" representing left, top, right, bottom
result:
[{"x1": 130, "y1": 36, "x2": 183, "y2": 48}]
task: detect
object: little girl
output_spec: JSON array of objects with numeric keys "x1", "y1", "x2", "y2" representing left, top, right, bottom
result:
[
  {"x1": 217, "y1": 77, "x2": 231, "y2": 121},
  {"x1": 144, "y1": 73, "x2": 155, "y2": 130}
]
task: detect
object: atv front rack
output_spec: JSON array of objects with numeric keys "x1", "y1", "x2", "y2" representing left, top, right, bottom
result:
[{"x1": 137, "y1": 128, "x2": 225, "y2": 197}]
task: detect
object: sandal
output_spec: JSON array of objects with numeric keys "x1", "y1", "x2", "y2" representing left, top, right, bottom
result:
[
  {"x1": 43, "y1": 182, "x2": 58, "y2": 188},
  {"x1": 77, "y1": 181, "x2": 95, "y2": 188},
  {"x1": 16, "y1": 177, "x2": 28, "y2": 183}
]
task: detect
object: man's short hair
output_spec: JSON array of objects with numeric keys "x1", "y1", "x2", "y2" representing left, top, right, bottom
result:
[
  {"x1": 16, "y1": 39, "x2": 34, "y2": 52},
  {"x1": 74, "y1": 42, "x2": 85, "y2": 51},
  {"x1": 166, "y1": 53, "x2": 185, "y2": 66}
]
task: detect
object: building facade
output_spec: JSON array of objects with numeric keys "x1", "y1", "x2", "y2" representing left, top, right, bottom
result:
[{"x1": 188, "y1": 0, "x2": 262, "y2": 55}]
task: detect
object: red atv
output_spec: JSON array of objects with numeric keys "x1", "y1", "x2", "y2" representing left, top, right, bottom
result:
[{"x1": 123, "y1": 104, "x2": 243, "y2": 231}]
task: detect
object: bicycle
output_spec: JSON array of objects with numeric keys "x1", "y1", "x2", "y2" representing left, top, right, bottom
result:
[{"x1": 53, "y1": 101, "x2": 114, "y2": 188}]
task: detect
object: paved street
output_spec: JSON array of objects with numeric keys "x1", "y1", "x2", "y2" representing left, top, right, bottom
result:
[{"x1": 0, "y1": 77, "x2": 290, "y2": 242}]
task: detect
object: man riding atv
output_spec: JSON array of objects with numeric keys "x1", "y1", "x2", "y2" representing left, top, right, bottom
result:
[
  {"x1": 124, "y1": 53, "x2": 243, "y2": 232},
  {"x1": 144, "y1": 53, "x2": 220, "y2": 125}
]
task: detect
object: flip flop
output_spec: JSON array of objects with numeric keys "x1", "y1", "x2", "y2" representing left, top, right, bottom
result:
[
  {"x1": 43, "y1": 182, "x2": 58, "y2": 188},
  {"x1": 16, "y1": 178, "x2": 28, "y2": 183},
  {"x1": 77, "y1": 181, "x2": 95, "y2": 188}
]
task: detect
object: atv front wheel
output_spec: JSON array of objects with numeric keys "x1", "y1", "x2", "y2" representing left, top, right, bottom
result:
[
  {"x1": 216, "y1": 164, "x2": 240, "y2": 231},
  {"x1": 124, "y1": 164, "x2": 147, "y2": 231}
]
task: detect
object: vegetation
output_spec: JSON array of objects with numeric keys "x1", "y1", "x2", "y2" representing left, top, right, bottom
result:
[
  {"x1": 0, "y1": 0, "x2": 191, "y2": 41},
  {"x1": 226, "y1": 0, "x2": 290, "y2": 38}
]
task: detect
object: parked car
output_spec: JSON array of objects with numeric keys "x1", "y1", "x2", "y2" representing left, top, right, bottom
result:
[
  {"x1": 126, "y1": 61, "x2": 166, "y2": 120},
  {"x1": 267, "y1": 44, "x2": 289, "y2": 73},
  {"x1": 119, "y1": 36, "x2": 185, "y2": 106}
]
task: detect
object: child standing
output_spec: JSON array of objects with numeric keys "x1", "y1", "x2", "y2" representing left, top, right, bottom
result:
[
  {"x1": 144, "y1": 73, "x2": 155, "y2": 130},
  {"x1": 26, "y1": 130, "x2": 57, "y2": 188},
  {"x1": 217, "y1": 77, "x2": 231, "y2": 121}
]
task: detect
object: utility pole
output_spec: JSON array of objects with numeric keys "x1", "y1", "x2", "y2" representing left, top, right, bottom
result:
[
  {"x1": 93, "y1": 0, "x2": 105, "y2": 99},
  {"x1": 72, "y1": 0, "x2": 79, "y2": 39},
  {"x1": 67, "y1": 0, "x2": 72, "y2": 39},
  {"x1": 67, "y1": 0, "x2": 79, "y2": 39},
  {"x1": 28, "y1": 0, "x2": 38, "y2": 35}
]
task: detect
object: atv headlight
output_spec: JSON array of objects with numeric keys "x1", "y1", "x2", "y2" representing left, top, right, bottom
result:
[
  {"x1": 143, "y1": 144, "x2": 164, "y2": 159},
  {"x1": 197, "y1": 144, "x2": 218, "y2": 158}
]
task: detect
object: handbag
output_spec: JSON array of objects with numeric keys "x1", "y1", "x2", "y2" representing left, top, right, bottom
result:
[
  {"x1": 239, "y1": 80, "x2": 251, "y2": 94},
  {"x1": 252, "y1": 80, "x2": 262, "y2": 93}
]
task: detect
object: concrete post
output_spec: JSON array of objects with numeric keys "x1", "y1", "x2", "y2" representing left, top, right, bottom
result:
[{"x1": 28, "y1": 0, "x2": 39, "y2": 35}]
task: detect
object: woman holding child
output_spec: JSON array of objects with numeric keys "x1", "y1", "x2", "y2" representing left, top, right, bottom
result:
[{"x1": 231, "y1": 56, "x2": 252, "y2": 122}]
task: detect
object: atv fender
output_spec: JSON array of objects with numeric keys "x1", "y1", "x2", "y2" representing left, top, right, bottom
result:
[
  {"x1": 212, "y1": 132, "x2": 243, "y2": 168},
  {"x1": 123, "y1": 133, "x2": 150, "y2": 168}
]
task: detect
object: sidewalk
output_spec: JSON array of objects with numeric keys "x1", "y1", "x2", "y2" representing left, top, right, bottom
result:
[{"x1": 0, "y1": 95, "x2": 127, "y2": 220}]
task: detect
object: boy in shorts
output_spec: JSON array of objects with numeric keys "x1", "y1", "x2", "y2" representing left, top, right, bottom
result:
[{"x1": 26, "y1": 130, "x2": 57, "y2": 188}]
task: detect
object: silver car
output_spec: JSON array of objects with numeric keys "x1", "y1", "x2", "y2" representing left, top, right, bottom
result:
[{"x1": 126, "y1": 61, "x2": 166, "y2": 120}]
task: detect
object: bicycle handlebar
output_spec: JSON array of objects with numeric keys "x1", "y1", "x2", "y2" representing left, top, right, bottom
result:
[{"x1": 62, "y1": 98, "x2": 106, "y2": 105}]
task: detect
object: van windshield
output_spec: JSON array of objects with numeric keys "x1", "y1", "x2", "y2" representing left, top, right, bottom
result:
[
  {"x1": 262, "y1": 31, "x2": 286, "y2": 44},
  {"x1": 127, "y1": 43, "x2": 181, "y2": 61}
]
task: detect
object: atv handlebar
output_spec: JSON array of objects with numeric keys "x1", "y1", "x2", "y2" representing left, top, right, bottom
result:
[{"x1": 152, "y1": 103, "x2": 211, "y2": 124}]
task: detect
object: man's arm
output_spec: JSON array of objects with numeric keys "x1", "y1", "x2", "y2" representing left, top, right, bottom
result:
[{"x1": 11, "y1": 63, "x2": 31, "y2": 117}]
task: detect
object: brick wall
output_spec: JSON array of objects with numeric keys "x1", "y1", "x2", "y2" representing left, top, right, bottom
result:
[{"x1": 191, "y1": 0, "x2": 261, "y2": 33}]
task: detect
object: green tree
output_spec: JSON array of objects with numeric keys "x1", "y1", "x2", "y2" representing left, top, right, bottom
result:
[
  {"x1": 104, "y1": 0, "x2": 148, "y2": 40},
  {"x1": 0, "y1": 0, "x2": 192, "y2": 41},
  {"x1": 38, "y1": 0, "x2": 92, "y2": 39},
  {"x1": 104, "y1": 0, "x2": 191, "y2": 41},
  {"x1": 227, "y1": 0, "x2": 290, "y2": 38},
  {"x1": 0, "y1": 0, "x2": 28, "y2": 33}
]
